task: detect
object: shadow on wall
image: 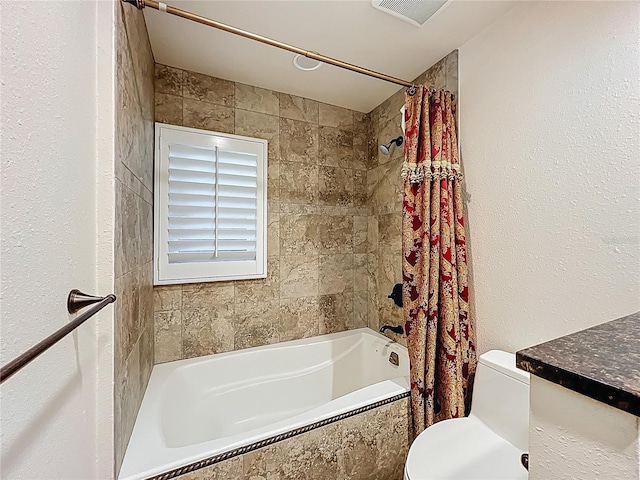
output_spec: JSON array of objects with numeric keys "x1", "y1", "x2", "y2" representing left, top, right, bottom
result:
[{"x1": 1, "y1": 368, "x2": 81, "y2": 472}]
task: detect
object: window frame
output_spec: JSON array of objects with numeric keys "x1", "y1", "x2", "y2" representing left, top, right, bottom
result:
[{"x1": 153, "y1": 122, "x2": 268, "y2": 285}]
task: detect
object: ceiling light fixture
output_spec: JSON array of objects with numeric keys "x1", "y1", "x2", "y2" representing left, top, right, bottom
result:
[{"x1": 293, "y1": 54, "x2": 322, "y2": 71}]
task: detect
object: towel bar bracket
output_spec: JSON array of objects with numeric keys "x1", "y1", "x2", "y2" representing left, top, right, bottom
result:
[{"x1": 0, "y1": 290, "x2": 116, "y2": 384}]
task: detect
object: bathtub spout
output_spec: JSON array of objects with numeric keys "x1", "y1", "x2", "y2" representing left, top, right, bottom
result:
[{"x1": 380, "y1": 325, "x2": 404, "y2": 335}]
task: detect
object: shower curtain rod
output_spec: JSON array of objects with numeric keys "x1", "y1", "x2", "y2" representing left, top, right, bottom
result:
[{"x1": 123, "y1": 0, "x2": 414, "y2": 88}]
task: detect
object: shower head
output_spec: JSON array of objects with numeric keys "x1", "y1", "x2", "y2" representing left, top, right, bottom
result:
[{"x1": 379, "y1": 136, "x2": 403, "y2": 155}]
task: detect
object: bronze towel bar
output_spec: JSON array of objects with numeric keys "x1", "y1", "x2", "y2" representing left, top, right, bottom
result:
[{"x1": 0, "y1": 290, "x2": 116, "y2": 384}]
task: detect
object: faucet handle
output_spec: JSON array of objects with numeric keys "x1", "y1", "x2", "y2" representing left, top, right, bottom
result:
[{"x1": 380, "y1": 324, "x2": 404, "y2": 335}]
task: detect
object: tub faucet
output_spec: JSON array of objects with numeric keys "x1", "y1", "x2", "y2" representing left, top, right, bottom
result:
[{"x1": 380, "y1": 325, "x2": 404, "y2": 335}]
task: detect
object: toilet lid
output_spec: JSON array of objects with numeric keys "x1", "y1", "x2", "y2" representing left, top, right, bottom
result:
[{"x1": 405, "y1": 416, "x2": 528, "y2": 480}]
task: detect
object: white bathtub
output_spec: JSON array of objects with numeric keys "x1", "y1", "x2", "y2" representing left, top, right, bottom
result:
[{"x1": 119, "y1": 328, "x2": 410, "y2": 480}]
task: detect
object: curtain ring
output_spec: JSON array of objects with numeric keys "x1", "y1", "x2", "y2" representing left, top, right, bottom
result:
[{"x1": 407, "y1": 85, "x2": 417, "y2": 96}]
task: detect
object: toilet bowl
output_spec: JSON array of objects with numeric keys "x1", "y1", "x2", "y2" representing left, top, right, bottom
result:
[{"x1": 404, "y1": 350, "x2": 530, "y2": 480}]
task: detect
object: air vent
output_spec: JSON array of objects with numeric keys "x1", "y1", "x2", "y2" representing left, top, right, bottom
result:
[{"x1": 371, "y1": 0, "x2": 449, "y2": 27}]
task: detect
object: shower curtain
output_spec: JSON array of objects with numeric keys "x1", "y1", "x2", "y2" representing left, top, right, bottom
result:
[{"x1": 401, "y1": 86, "x2": 476, "y2": 436}]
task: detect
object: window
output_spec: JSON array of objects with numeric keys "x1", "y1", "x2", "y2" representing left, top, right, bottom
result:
[{"x1": 154, "y1": 123, "x2": 267, "y2": 285}]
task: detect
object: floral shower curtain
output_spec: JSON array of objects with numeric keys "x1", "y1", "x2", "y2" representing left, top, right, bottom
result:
[{"x1": 401, "y1": 86, "x2": 476, "y2": 436}]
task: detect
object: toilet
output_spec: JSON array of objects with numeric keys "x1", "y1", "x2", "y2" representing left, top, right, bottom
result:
[{"x1": 404, "y1": 350, "x2": 530, "y2": 480}]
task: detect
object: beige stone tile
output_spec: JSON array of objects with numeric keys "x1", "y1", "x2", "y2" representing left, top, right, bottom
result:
[
  {"x1": 275, "y1": 422, "x2": 343, "y2": 479},
  {"x1": 154, "y1": 310, "x2": 182, "y2": 363},
  {"x1": 318, "y1": 165, "x2": 354, "y2": 207},
  {"x1": 378, "y1": 252, "x2": 402, "y2": 299},
  {"x1": 353, "y1": 111, "x2": 369, "y2": 135},
  {"x1": 279, "y1": 161, "x2": 318, "y2": 205},
  {"x1": 319, "y1": 254, "x2": 353, "y2": 295},
  {"x1": 121, "y1": 4, "x2": 154, "y2": 108},
  {"x1": 114, "y1": 335, "x2": 138, "y2": 472},
  {"x1": 234, "y1": 257, "x2": 280, "y2": 304},
  {"x1": 181, "y1": 282, "x2": 235, "y2": 357},
  {"x1": 375, "y1": 400, "x2": 411, "y2": 477},
  {"x1": 183, "y1": 71, "x2": 234, "y2": 106},
  {"x1": 353, "y1": 169, "x2": 367, "y2": 208},
  {"x1": 367, "y1": 167, "x2": 379, "y2": 215},
  {"x1": 367, "y1": 123, "x2": 379, "y2": 170},
  {"x1": 153, "y1": 285, "x2": 182, "y2": 312},
  {"x1": 413, "y1": 56, "x2": 446, "y2": 90},
  {"x1": 279, "y1": 118, "x2": 318, "y2": 164},
  {"x1": 242, "y1": 444, "x2": 280, "y2": 478},
  {"x1": 114, "y1": 328, "x2": 152, "y2": 474},
  {"x1": 234, "y1": 109, "x2": 279, "y2": 161},
  {"x1": 182, "y1": 281, "x2": 235, "y2": 308},
  {"x1": 368, "y1": 290, "x2": 379, "y2": 332},
  {"x1": 115, "y1": 180, "x2": 140, "y2": 278},
  {"x1": 377, "y1": 119, "x2": 404, "y2": 165},
  {"x1": 114, "y1": 269, "x2": 140, "y2": 371},
  {"x1": 280, "y1": 213, "x2": 320, "y2": 255},
  {"x1": 138, "y1": 194, "x2": 153, "y2": 264},
  {"x1": 367, "y1": 253, "x2": 378, "y2": 292},
  {"x1": 319, "y1": 292, "x2": 353, "y2": 334},
  {"x1": 154, "y1": 64, "x2": 182, "y2": 96},
  {"x1": 235, "y1": 83, "x2": 279, "y2": 115},
  {"x1": 445, "y1": 49, "x2": 459, "y2": 95},
  {"x1": 280, "y1": 255, "x2": 319, "y2": 298},
  {"x1": 182, "y1": 306, "x2": 235, "y2": 357},
  {"x1": 369, "y1": 105, "x2": 380, "y2": 135},
  {"x1": 353, "y1": 216, "x2": 368, "y2": 254},
  {"x1": 155, "y1": 92, "x2": 183, "y2": 126},
  {"x1": 183, "y1": 97, "x2": 234, "y2": 134},
  {"x1": 139, "y1": 326, "x2": 154, "y2": 393},
  {"x1": 342, "y1": 400, "x2": 410, "y2": 480},
  {"x1": 319, "y1": 103, "x2": 353, "y2": 131},
  {"x1": 279, "y1": 93, "x2": 319, "y2": 124},
  {"x1": 268, "y1": 158, "x2": 280, "y2": 203},
  {"x1": 367, "y1": 216, "x2": 379, "y2": 253},
  {"x1": 174, "y1": 457, "x2": 243, "y2": 479},
  {"x1": 378, "y1": 87, "x2": 406, "y2": 127},
  {"x1": 342, "y1": 412, "x2": 379, "y2": 480},
  {"x1": 319, "y1": 126, "x2": 353, "y2": 168},
  {"x1": 234, "y1": 300, "x2": 280, "y2": 350},
  {"x1": 139, "y1": 261, "x2": 154, "y2": 334},
  {"x1": 353, "y1": 253, "x2": 368, "y2": 292},
  {"x1": 115, "y1": 159, "x2": 152, "y2": 204},
  {"x1": 376, "y1": 157, "x2": 403, "y2": 215},
  {"x1": 352, "y1": 133, "x2": 368, "y2": 171},
  {"x1": 278, "y1": 296, "x2": 319, "y2": 341},
  {"x1": 267, "y1": 212, "x2": 280, "y2": 257},
  {"x1": 317, "y1": 215, "x2": 353, "y2": 254},
  {"x1": 379, "y1": 302, "x2": 403, "y2": 343},
  {"x1": 379, "y1": 213, "x2": 402, "y2": 255},
  {"x1": 352, "y1": 291, "x2": 368, "y2": 330}
]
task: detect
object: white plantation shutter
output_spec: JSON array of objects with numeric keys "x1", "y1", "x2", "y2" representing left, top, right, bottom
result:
[{"x1": 154, "y1": 123, "x2": 267, "y2": 285}]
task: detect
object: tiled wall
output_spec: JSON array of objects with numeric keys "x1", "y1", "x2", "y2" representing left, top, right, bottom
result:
[
  {"x1": 153, "y1": 65, "x2": 376, "y2": 363},
  {"x1": 114, "y1": 2, "x2": 155, "y2": 474},
  {"x1": 367, "y1": 51, "x2": 459, "y2": 346},
  {"x1": 171, "y1": 398, "x2": 410, "y2": 480}
]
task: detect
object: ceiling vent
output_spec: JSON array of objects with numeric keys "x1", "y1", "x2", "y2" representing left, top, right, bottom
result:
[{"x1": 371, "y1": 0, "x2": 449, "y2": 27}]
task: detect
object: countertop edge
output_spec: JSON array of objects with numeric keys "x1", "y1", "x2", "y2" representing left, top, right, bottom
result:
[{"x1": 516, "y1": 350, "x2": 640, "y2": 417}]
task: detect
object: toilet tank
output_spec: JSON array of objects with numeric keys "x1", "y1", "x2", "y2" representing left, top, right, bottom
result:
[{"x1": 469, "y1": 350, "x2": 530, "y2": 451}]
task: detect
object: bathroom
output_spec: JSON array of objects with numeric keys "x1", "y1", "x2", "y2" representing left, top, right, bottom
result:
[{"x1": 1, "y1": 1, "x2": 638, "y2": 479}]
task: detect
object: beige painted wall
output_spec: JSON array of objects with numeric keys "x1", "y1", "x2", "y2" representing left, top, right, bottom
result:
[
  {"x1": 459, "y1": 1, "x2": 640, "y2": 354},
  {"x1": 153, "y1": 65, "x2": 372, "y2": 362},
  {"x1": 114, "y1": 2, "x2": 155, "y2": 475},
  {"x1": 530, "y1": 376, "x2": 640, "y2": 479},
  {"x1": 1, "y1": 1, "x2": 115, "y2": 478}
]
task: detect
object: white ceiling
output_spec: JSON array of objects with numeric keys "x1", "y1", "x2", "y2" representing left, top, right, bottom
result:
[{"x1": 144, "y1": 1, "x2": 516, "y2": 112}]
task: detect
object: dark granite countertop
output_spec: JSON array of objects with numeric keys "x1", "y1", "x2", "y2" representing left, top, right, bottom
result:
[{"x1": 516, "y1": 311, "x2": 640, "y2": 417}]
